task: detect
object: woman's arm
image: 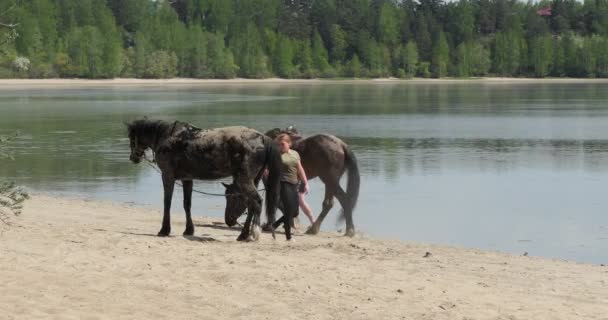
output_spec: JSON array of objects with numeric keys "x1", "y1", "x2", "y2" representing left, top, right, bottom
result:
[{"x1": 297, "y1": 160, "x2": 309, "y2": 194}]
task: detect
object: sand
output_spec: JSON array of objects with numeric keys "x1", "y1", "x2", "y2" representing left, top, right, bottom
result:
[{"x1": 0, "y1": 195, "x2": 606, "y2": 319}]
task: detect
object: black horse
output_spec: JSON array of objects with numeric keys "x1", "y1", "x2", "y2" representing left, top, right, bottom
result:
[
  {"x1": 126, "y1": 119, "x2": 281, "y2": 241},
  {"x1": 225, "y1": 127, "x2": 360, "y2": 237}
]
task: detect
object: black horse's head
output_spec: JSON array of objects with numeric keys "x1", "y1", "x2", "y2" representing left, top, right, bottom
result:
[
  {"x1": 223, "y1": 182, "x2": 247, "y2": 227},
  {"x1": 125, "y1": 119, "x2": 159, "y2": 164}
]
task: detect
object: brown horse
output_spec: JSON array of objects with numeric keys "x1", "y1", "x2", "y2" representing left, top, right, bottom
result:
[{"x1": 225, "y1": 126, "x2": 360, "y2": 237}]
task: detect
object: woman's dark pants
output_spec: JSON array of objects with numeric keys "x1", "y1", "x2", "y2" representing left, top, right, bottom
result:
[{"x1": 273, "y1": 181, "x2": 299, "y2": 240}]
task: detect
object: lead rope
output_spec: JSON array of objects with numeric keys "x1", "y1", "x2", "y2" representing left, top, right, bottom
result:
[{"x1": 142, "y1": 153, "x2": 265, "y2": 197}]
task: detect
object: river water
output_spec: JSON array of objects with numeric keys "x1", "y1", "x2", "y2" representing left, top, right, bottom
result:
[{"x1": 1, "y1": 81, "x2": 607, "y2": 263}]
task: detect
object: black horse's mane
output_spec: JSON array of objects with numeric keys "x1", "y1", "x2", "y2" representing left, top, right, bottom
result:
[{"x1": 127, "y1": 119, "x2": 177, "y2": 138}]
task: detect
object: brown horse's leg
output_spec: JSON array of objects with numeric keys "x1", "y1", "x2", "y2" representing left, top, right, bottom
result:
[
  {"x1": 335, "y1": 187, "x2": 355, "y2": 237},
  {"x1": 182, "y1": 180, "x2": 194, "y2": 236},
  {"x1": 158, "y1": 174, "x2": 175, "y2": 237},
  {"x1": 306, "y1": 183, "x2": 336, "y2": 235}
]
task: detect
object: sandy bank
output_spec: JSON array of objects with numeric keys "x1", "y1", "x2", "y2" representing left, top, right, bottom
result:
[{"x1": 0, "y1": 195, "x2": 606, "y2": 319}]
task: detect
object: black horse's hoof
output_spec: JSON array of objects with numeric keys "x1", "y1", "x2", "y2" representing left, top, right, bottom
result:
[
  {"x1": 236, "y1": 232, "x2": 249, "y2": 241},
  {"x1": 183, "y1": 227, "x2": 194, "y2": 236},
  {"x1": 261, "y1": 223, "x2": 273, "y2": 232},
  {"x1": 157, "y1": 229, "x2": 171, "y2": 237}
]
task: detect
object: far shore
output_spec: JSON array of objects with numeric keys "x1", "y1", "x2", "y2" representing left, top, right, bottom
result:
[
  {"x1": 1, "y1": 77, "x2": 608, "y2": 87},
  {"x1": 0, "y1": 194, "x2": 606, "y2": 319}
]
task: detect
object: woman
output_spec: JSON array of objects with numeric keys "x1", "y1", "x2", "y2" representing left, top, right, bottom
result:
[{"x1": 271, "y1": 133, "x2": 309, "y2": 240}]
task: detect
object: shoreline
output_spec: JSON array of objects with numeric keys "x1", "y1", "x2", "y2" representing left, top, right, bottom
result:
[
  {"x1": 1, "y1": 194, "x2": 606, "y2": 319},
  {"x1": 1, "y1": 77, "x2": 608, "y2": 87}
]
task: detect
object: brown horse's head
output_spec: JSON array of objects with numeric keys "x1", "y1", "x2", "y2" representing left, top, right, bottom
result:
[
  {"x1": 223, "y1": 182, "x2": 247, "y2": 226},
  {"x1": 265, "y1": 126, "x2": 302, "y2": 143}
]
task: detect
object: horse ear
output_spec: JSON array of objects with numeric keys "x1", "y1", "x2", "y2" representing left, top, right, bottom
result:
[{"x1": 221, "y1": 182, "x2": 230, "y2": 189}]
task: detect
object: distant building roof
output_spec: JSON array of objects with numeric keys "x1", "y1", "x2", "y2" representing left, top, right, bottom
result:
[{"x1": 537, "y1": 6, "x2": 552, "y2": 16}]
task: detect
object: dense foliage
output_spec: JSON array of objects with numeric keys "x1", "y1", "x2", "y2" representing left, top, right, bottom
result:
[{"x1": 1, "y1": 0, "x2": 608, "y2": 79}]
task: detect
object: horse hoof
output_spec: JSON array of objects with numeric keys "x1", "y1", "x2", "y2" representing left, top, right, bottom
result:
[
  {"x1": 345, "y1": 229, "x2": 356, "y2": 237},
  {"x1": 236, "y1": 233, "x2": 249, "y2": 241},
  {"x1": 183, "y1": 229, "x2": 194, "y2": 236},
  {"x1": 157, "y1": 230, "x2": 170, "y2": 237},
  {"x1": 252, "y1": 225, "x2": 261, "y2": 241},
  {"x1": 305, "y1": 227, "x2": 319, "y2": 235}
]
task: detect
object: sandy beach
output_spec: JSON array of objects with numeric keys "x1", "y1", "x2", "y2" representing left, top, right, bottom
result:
[
  {"x1": 0, "y1": 195, "x2": 606, "y2": 319},
  {"x1": 1, "y1": 77, "x2": 608, "y2": 87}
]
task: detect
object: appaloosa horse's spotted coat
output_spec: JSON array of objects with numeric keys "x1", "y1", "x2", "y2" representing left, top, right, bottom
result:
[{"x1": 126, "y1": 119, "x2": 281, "y2": 241}]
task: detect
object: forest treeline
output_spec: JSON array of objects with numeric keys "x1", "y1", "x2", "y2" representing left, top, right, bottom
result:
[{"x1": 0, "y1": 0, "x2": 608, "y2": 79}]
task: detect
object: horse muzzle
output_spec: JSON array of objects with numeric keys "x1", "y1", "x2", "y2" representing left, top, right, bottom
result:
[
  {"x1": 225, "y1": 216, "x2": 238, "y2": 227},
  {"x1": 130, "y1": 154, "x2": 143, "y2": 164}
]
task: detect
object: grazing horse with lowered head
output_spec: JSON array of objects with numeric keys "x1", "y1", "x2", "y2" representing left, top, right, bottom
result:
[
  {"x1": 225, "y1": 126, "x2": 360, "y2": 237},
  {"x1": 126, "y1": 119, "x2": 281, "y2": 241}
]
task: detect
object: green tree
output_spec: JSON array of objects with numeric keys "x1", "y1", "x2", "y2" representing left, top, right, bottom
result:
[
  {"x1": 469, "y1": 41, "x2": 491, "y2": 76},
  {"x1": 311, "y1": 31, "x2": 331, "y2": 74},
  {"x1": 376, "y1": 1, "x2": 399, "y2": 46},
  {"x1": 144, "y1": 50, "x2": 178, "y2": 78},
  {"x1": 455, "y1": 42, "x2": 470, "y2": 77},
  {"x1": 230, "y1": 24, "x2": 269, "y2": 78},
  {"x1": 431, "y1": 31, "x2": 449, "y2": 77},
  {"x1": 294, "y1": 39, "x2": 314, "y2": 78},
  {"x1": 329, "y1": 24, "x2": 347, "y2": 64},
  {"x1": 345, "y1": 54, "x2": 363, "y2": 77},
  {"x1": 493, "y1": 31, "x2": 524, "y2": 76},
  {"x1": 207, "y1": 32, "x2": 237, "y2": 78},
  {"x1": 273, "y1": 34, "x2": 295, "y2": 78},
  {"x1": 450, "y1": 0, "x2": 475, "y2": 44},
  {"x1": 529, "y1": 35, "x2": 554, "y2": 77},
  {"x1": 395, "y1": 41, "x2": 418, "y2": 77}
]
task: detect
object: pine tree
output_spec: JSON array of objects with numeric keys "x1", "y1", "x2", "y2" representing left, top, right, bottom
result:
[
  {"x1": 376, "y1": 2, "x2": 399, "y2": 47},
  {"x1": 273, "y1": 34, "x2": 295, "y2": 78},
  {"x1": 345, "y1": 54, "x2": 363, "y2": 77},
  {"x1": 329, "y1": 24, "x2": 347, "y2": 64},
  {"x1": 311, "y1": 31, "x2": 331, "y2": 74}
]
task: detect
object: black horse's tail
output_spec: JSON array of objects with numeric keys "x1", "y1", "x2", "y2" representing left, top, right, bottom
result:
[
  {"x1": 264, "y1": 137, "x2": 282, "y2": 234},
  {"x1": 339, "y1": 146, "x2": 360, "y2": 232}
]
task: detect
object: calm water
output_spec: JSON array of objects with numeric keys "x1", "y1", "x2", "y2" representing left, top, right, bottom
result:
[{"x1": 1, "y1": 81, "x2": 608, "y2": 264}]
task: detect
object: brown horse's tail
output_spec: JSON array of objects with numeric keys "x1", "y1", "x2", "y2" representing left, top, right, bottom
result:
[
  {"x1": 263, "y1": 137, "x2": 282, "y2": 233},
  {"x1": 339, "y1": 145, "x2": 360, "y2": 232}
]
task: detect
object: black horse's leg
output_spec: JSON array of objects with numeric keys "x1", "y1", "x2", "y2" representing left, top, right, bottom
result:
[
  {"x1": 182, "y1": 180, "x2": 194, "y2": 236},
  {"x1": 237, "y1": 183, "x2": 263, "y2": 241},
  {"x1": 237, "y1": 210, "x2": 254, "y2": 241},
  {"x1": 159, "y1": 174, "x2": 175, "y2": 237},
  {"x1": 335, "y1": 187, "x2": 355, "y2": 237},
  {"x1": 249, "y1": 191, "x2": 263, "y2": 241},
  {"x1": 306, "y1": 181, "x2": 336, "y2": 235}
]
